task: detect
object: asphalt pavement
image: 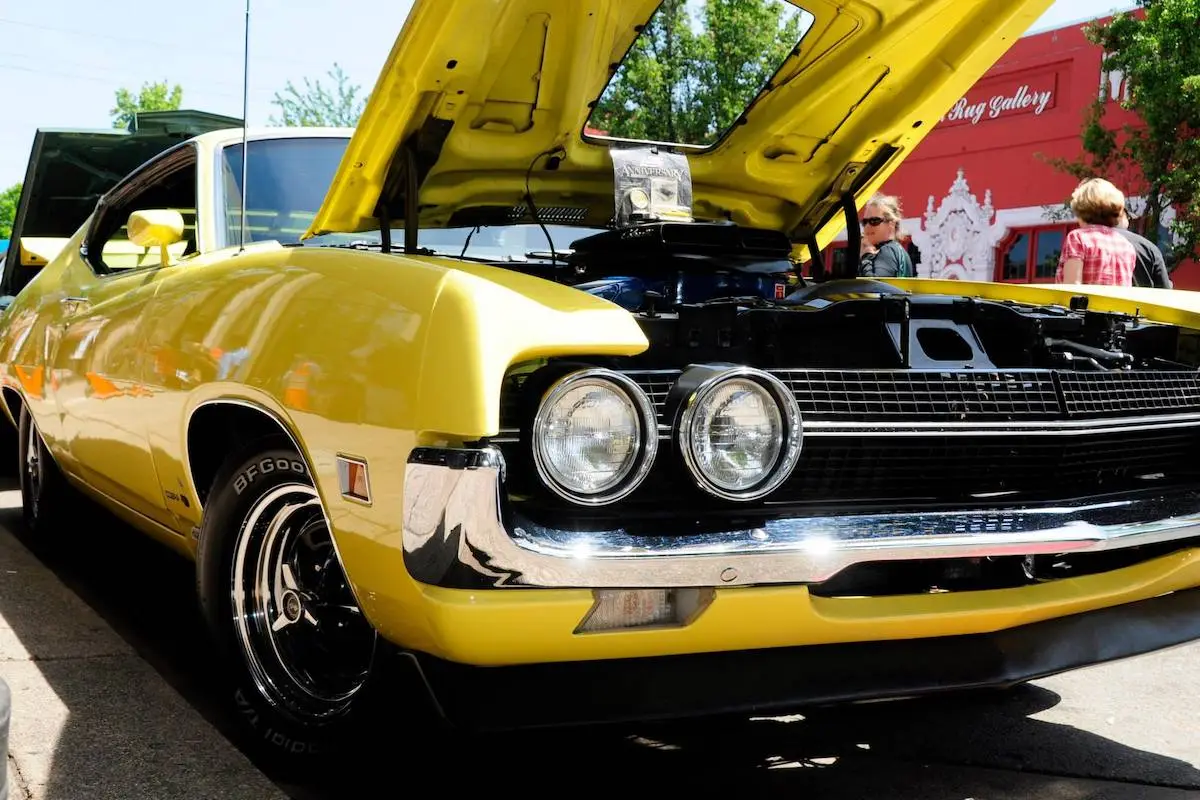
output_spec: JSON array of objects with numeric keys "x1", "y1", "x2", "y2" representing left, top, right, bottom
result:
[{"x1": 0, "y1": 472, "x2": 1199, "y2": 799}]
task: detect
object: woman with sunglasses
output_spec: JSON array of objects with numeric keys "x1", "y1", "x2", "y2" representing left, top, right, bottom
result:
[{"x1": 858, "y1": 194, "x2": 914, "y2": 278}]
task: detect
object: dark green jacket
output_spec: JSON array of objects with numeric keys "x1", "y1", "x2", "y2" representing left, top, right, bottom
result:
[{"x1": 859, "y1": 239, "x2": 914, "y2": 278}]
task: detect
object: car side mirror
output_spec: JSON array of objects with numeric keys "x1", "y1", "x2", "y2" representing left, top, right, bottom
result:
[{"x1": 127, "y1": 210, "x2": 185, "y2": 268}]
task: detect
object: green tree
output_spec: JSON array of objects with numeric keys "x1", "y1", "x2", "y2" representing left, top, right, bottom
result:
[
  {"x1": 111, "y1": 81, "x2": 184, "y2": 130},
  {"x1": 590, "y1": 0, "x2": 807, "y2": 145},
  {"x1": 269, "y1": 63, "x2": 366, "y2": 127},
  {"x1": 0, "y1": 183, "x2": 21, "y2": 240},
  {"x1": 1043, "y1": 0, "x2": 1200, "y2": 267}
]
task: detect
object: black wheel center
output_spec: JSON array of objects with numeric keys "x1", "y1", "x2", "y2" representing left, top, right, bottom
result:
[{"x1": 281, "y1": 590, "x2": 303, "y2": 622}]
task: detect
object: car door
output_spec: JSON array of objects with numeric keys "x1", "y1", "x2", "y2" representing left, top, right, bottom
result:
[{"x1": 50, "y1": 143, "x2": 201, "y2": 529}]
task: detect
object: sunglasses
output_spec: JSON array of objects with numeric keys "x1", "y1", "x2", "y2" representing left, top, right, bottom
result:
[{"x1": 861, "y1": 216, "x2": 889, "y2": 227}]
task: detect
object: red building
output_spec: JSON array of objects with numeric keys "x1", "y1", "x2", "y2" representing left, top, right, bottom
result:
[{"x1": 823, "y1": 12, "x2": 1199, "y2": 289}]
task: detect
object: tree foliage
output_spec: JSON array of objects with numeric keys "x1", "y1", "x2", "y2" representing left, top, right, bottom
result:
[
  {"x1": 111, "y1": 81, "x2": 184, "y2": 130},
  {"x1": 1044, "y1": 0, "x2": 1200, "y2": 267},
  {"x1": 589, "y1": 0, "x2": 807, "y2": 144},
  {"x1": 0, "y1": 182, "x2": 20, "y2": 240},
  {"x1": 269, "y1": 63, "x2": 366, "y2": 127}
]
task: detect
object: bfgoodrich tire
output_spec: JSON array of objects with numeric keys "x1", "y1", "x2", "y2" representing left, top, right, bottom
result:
[{"x1": 196, "y1": 440, "x2": 390, "y2": 771}]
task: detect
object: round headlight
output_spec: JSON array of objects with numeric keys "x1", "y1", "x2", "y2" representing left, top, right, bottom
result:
[
  {"x1": 532, "y1": 369, "x2": 658, "y2": 505},
  {"x1": 679, "y1": 368, "x2": 802, "y2": 501}
]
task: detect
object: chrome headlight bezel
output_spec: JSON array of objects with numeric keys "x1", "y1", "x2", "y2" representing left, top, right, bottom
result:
[
  {"x1": 531, "y1": 368, "x2": 659, "y2": 506},
  {"x1": 677, "y1": 366, "x2": 803, "y2": 502}
]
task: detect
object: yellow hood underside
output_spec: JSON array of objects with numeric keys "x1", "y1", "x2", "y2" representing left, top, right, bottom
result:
[{"x1": 306, "y1": 0, "x2": 1054, "y2": 253}]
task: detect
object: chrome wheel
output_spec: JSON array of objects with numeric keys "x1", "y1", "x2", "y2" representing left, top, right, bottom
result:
[{"x1": 231, "y1": 483, "x2": 376, "y2": 724}]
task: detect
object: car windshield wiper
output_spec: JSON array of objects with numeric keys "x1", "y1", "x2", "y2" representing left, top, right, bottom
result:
[
  {"x1": 525, "y1": 250, "x2": 573, "y2": 263},
  {"x1": 296, "y1": 237, "x2": 558, "y2": 266}
]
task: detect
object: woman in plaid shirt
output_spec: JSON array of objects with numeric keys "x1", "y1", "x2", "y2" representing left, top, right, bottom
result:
[{"x1": 1056, "y1": 178, "x2": 1137, "y2": 286}]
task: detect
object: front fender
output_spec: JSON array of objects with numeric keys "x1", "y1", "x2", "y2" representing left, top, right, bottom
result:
[
  {"x1": 414, "y1": 260, "x2": 647, "y2": 438},
  {"x1": 140, "y1": 246, "x2": 648, "y2": 653}
]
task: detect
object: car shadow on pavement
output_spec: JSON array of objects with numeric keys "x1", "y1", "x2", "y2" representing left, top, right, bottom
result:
[
  {"x1": 568, "y1": 687, "x2": 1200, "y2": 796},
  {"x1": 1, "y1": 472, "x2": 1199, "y2": 799},
  {"x1": 306, "y1": 683, "x2": 1200, "y2": 799}
]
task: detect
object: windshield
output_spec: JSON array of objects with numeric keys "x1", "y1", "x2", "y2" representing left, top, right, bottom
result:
[
  {"x1": 221, "y1": 136, "x2": 603, "y2": 258},
  {"x1": 305, "y1": 224, "x2": 607, "y2": 262},
  {"x1": 219, "y1": 136, "x2": 351, "y2": 247}
]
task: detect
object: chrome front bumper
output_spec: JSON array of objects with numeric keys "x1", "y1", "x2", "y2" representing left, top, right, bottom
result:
[{"x1": 401, "y1": 447, "x2": 1200, "y2": 590}]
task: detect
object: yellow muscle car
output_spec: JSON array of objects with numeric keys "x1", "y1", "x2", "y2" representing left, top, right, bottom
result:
[{"x1": 6, "y1": 0, "x2": 1200, "y2": 770}]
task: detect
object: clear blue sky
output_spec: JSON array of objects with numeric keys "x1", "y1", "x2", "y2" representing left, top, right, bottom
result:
[{"x1": 0, "y1": 0, "x2": 1136, "y2": 189}]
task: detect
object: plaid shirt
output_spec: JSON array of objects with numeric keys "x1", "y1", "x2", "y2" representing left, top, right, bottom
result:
[{"x1": 1056, "y1": 224, "x2": 1137, "y2": 286}]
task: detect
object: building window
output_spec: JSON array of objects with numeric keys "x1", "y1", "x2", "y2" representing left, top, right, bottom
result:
[{"x1": 995, "y1": 224, "x2": 1074, "y2": 283}]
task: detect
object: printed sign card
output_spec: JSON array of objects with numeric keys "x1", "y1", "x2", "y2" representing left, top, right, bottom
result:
[{"x1": 609, "y1": 147, "x2": 694, "y2": 227}]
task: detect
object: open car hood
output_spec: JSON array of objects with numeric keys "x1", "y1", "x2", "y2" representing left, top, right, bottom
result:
[{"x1": 307, "y1": 0, "x2": 1053, "y2": 251}]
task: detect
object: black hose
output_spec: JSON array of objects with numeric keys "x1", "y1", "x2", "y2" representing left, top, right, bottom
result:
[{"x1": 1044, "y1": 337, "x2": 1134, "y2": 368}]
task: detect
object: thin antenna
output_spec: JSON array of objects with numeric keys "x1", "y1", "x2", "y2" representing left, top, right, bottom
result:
[{"x1": 238, "y1": 0, "x2": 251, "y2": 253}]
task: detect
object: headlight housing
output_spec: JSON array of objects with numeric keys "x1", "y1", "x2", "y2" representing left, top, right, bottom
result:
[
  {"x1": 677, "y1": 367, "x2": 803, "y2": 501},
  {"x1": 531, "y1": 368, "x2": 659, "y2": 505}
]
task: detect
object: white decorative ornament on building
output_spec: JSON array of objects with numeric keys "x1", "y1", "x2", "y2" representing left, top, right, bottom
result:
[
  {"x1": 1100, "y1": 53, "x2": 1132, "y2": 103},
  {"x1": 914, "y1": 169, "x2": 1001, "y2": 282}
]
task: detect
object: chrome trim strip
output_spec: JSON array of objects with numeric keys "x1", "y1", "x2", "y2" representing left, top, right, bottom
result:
[
  {"x1": 409, "y1": 447, "x2": 504, "y2": 470},
  {"x1": 402, "y1": 446, "x2": 1200, "y2": 590},
  {"x1": 803, "y1": 415, "x2": 1200, "y2": 436},
  {"x1": 491, "y1": 412, "x2": 1200, "y2": 443},
  {"x1": 614, "y1": 366, "x2": 1200, "y2": 381}
]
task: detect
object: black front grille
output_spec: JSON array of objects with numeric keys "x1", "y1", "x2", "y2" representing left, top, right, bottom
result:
[
  {"x1": 634, "y1": 372, "x2": 675, "y2": 418},
  {"x1": 1059, "y1": 371, "x2": 1200, "y2": 417},
  {"x1": 786, "y1": 427, "x2": 1200, "y2": 504},
  {"x1": 778, "y1": 369, "x2": 1060, "y2": 422},
  {"x1": 501, "y1": 424, "x2": 1200, "y2": 518},
  {"x1": 498, "y1": 365, "x2": 1200, "y2": 514},
  {"x1": 620, "y1": 368, "x2": 1200, "y2": 424}
]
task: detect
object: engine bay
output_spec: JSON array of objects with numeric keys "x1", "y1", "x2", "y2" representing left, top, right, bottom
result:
[{"x1": 549, "y1": 221, "x2": 1200, "y2": 373}]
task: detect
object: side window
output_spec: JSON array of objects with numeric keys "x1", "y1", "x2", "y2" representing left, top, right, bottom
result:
[{"x1": 85, "y1": 148, "x2": 199, "y2": 275}]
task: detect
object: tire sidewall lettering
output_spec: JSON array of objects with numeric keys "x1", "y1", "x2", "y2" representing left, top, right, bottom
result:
[
  {"x1": 232, "y1": 688, "x2": 321, "y2": 756},
  {"x1": 233, "y1": 457, "x2": 309, "y2": 495}
]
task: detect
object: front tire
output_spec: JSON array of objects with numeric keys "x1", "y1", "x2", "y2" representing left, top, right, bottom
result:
[{"x1": 196, "y1": 441, "x2": 384, "y2": 770}]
